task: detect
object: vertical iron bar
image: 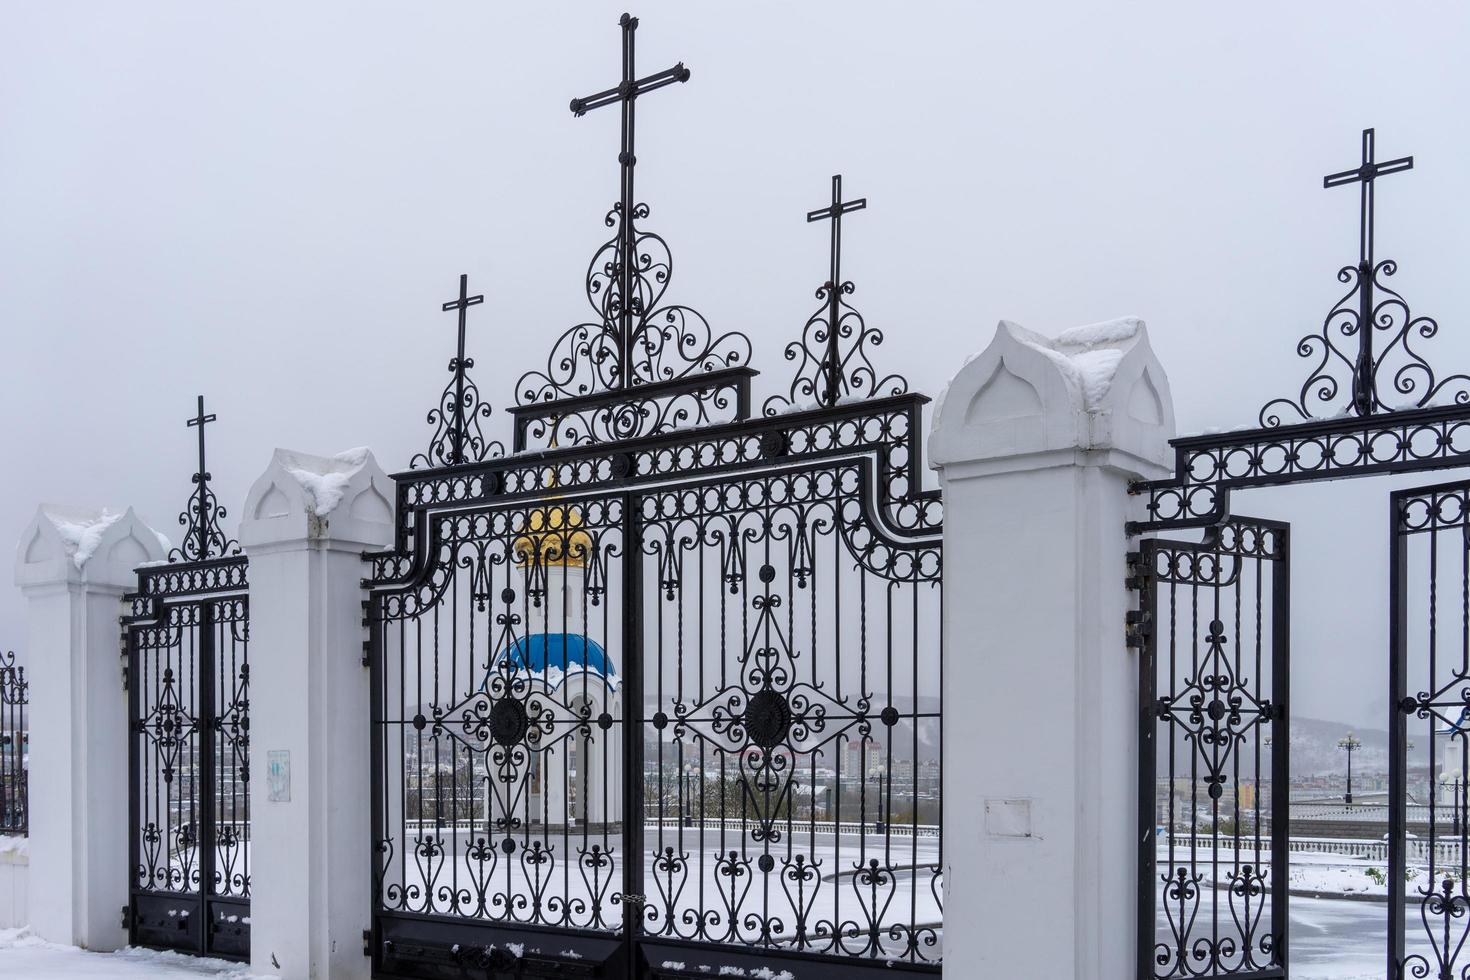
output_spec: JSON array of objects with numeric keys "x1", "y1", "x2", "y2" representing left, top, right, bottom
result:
[
  {"x1": 198, "y1": 600, "x2": 217, "y2": 954},
  {"x1": 1136, "y1": 539, "x2": 1158, "y2": 980},
  {"x1": 126, "y1": 620, "x2": 141, "y2": 945},
  {"x1": 619, "y1": 17, "x2": 637, "y2": 389},
  {"x1": 825, "y1": 177, "x2": 842, "y2": 407},
  {"x1": 1269, "y1": 525, "x2": 1290, "y2": 971},
  {"x1": 1389, "y1": 489, "x2": 1409, "y2": 976},
  {"x1": 621, "y1": 491, "x2": 645, "y2": 972}
]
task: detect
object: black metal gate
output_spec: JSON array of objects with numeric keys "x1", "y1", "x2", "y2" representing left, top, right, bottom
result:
[
  {"x1": 366, "y1": 16, "x2": 941, "y2": 978},
  {"x1": 1127, "y1": 125, "x2": 1470, "y2": 979},
  {"x1": 1134, "y1": 519, "x2": 1289, "y2": 978},
  {"x1": 1389, "y1": 479, "x2": 1470, "y2": 979},
  {"x1": 0, "y1": 649, "x2": 26, "y2": 835},
  {"x1": 122, "y1": 397, "x2": 251, "y2": 959},
  {"x1": 366, "y1": 395, "x2": 943, "y2": 980}
]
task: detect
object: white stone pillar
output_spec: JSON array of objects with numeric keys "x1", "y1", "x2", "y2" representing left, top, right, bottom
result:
[
  {"x1": 238, "y1": 449, "x2": 394, "y2": 980},
  {"x1": 928, "y1": 319, "x2": 1175, "y2": 980},
  {"x1": 13, "y1": 506, "x2": 166, "y2": 949}
]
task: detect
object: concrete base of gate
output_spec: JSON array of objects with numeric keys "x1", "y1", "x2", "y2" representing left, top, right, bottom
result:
[
  {"x1": 240, "y1": 448, "x2": 394, "y2": 980},
  {"x1": 930, "y1": 319, "x2": 1175, "y2": 979},
  {"x1": 13, "y1": 505, "x2": 167, "y2": 950}
]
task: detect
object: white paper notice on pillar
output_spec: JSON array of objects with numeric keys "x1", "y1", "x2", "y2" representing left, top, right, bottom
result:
[{"x1": 267, "y1": 750, "x2": 291, "y2": 803}]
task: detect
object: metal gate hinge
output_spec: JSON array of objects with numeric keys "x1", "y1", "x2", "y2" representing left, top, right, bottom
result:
[
  {"x1": 1125, "y1": 609, "x2": 1151, "y2": 648},
  {"x1": 121, "y1": 905, "x2": 132, "y2": 929},
  {"x1": 362, "y1": 929, "x2": 371, "y2": 957},
  {"x1": 121, "y1": 665, "x2": 129, "y2": 692}
]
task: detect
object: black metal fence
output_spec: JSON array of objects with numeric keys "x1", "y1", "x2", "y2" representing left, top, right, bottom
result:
[{"x1": 0, "y1": 650, "x2": 26, "y2": 836}]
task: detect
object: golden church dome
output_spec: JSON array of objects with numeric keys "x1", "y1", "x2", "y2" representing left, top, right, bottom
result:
[{"x1": 512, "y1": 502, "x2": 593, "y2": 567}]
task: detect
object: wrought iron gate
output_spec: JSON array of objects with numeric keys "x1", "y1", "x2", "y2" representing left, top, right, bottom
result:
[
  {"x1": 366, "y1": 16, "x2": 942, "y2": 978},
  {"x1": 122, "y1": 397, "x2": 251, "y2": 958},
  {"x1": 1390, "y1": 479, "x2": 1470, "y2": 979},
  {"x1": 1134, "y1": 519, "x2": 1289, "y2": 978},
  {"x1": 0, "y1": 649, "x2": 26, "y2": 835},
  {"x1": 1128, "y1": 125, "x2": 1470, "y2": 979},
  {"x1": 366, "y1": 399, "x2": 943, "y2": 979}
]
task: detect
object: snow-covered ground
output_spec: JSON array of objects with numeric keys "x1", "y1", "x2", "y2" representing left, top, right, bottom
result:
[{"x1": 0, "y1": 928, "x2": 261, "y2": 979}]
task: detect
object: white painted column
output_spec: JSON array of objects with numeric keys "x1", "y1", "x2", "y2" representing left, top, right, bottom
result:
[
  {"x1": 929, "y1": 319, "x2": 1175, "y2": 980},
  {"x1": 13, "y1": 506, "x2": 166, "y2": 949},
  {"x1": 239, "y1": 449, "x2": 394, "y2": 980}
]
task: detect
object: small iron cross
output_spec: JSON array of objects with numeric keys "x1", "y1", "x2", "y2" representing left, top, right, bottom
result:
[
  {"x1": 807, "y1": 175, "x2": 867, "y2": 406},
  {"x1": 186, "y1": 395, "x2": 217, "y2": 560},
  {"x1": 442, "y1": 273, "x2": 485, "y2": 464},
  {"x1": 569, "y1": 12, "x2": 690, "y2": 386},
  {"x1": 1323, "y1": 128, "x2": 1413, "y2": 415}
]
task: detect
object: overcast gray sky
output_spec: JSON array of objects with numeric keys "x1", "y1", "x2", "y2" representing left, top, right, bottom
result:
[{"x1": 2, "y1": 1, "x2": 1468, "y2": 728}]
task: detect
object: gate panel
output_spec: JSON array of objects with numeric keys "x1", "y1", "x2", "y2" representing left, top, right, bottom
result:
[
  {"x1": 125, "y1": 558, "x2": 251, "y2": 959},
  {"x1": 370, "y1": 495, "x2": 631, "y2": 975},
  {"x1": 1135, "y1": 518, "x2": 1289, "y2": 979},
  {"x1": 1390, "y1": 480, "x2": 1470, "y2": 979},
  {"x1": 635, "y1": 462, "x2": 942, "y2": 975}
]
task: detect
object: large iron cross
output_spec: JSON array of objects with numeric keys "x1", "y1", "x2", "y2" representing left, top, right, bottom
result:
[
  {"x1": 569, "y1": 12, "x2": 690, "y2": 388},
  {"x1": 442, "y1": 273, "x2": 485, "y2": 464},
  {"x1": 186, "y1": 395, "x2": 217, "y2": 561},
  {"x1": 1323, "y1": 128, "x2": 1413, "y2": 415},
  {"x1": 807, "y1": 174, "x2": 867, "y2": 406}
]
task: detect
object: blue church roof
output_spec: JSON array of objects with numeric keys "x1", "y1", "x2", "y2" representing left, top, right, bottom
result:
[{"x1": 494, "y1": 633, "x2": 617, "y2": 678}]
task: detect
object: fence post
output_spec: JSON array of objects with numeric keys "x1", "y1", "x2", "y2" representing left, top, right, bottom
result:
[
  {"x1": 928, "y1": 319, "x2": 1175, "y2": 979},
  {"x1": 13, "y1": 505, "x2": 166, "y2": 948},
  {"x1": 238, "y1": 449, "x2": 394, "y2": 980}
]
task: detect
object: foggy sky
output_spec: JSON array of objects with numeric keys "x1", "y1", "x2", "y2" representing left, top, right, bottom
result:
[{"x1": 3, "y1": 1, "x2": 1469, "y2": 727}]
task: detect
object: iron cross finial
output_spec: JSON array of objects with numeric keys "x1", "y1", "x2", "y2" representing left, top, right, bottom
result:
[
  {"x1": 569, "y1": 12, "x2": 690, "y2": 388},
  {"x1": 171, "y1": 395, "x2": 238, "y2": 563},
  {"x1": 186, "y1": 395, "x2": 217, "y2": 562},
  {"x1": 1323, "y1": 128, "x2": 1414, "y2": 415},
  {"x1": 442, "y1": 273, "x2": 486, "y2": 466},
  {"x1": 806, "y1": 175, "x2": 868, "y2": 407},
  {"x1": 410, "y1": 273, "x2": 504, "y2": 469}
]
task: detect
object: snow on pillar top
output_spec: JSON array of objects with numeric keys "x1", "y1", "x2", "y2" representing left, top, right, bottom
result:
[
  {"x1": 929, "y1": 317, "x2": 1176, "y2": 476},
  {"x1": 239, "y1": 447, "x2": 395, "y2": 550},
  {"x1": 14, "y1": 505, "x2": 168, "y2": 591}
]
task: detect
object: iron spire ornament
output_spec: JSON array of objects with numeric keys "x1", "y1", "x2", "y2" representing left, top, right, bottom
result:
[
  {"x1": 765, "y1": 174, "x2": 907, "y2": 415},
  {"x1": 1259, "y1": 128, "x2": 1470, "y2": 426},
  {"x1": 515, "y1": 12, "x2": 750, "y2": 409},
  {"x1": 411, "y1": 273, "x2": 505, "y2": 469},
  {"x1": 170, "y1": 395, "x2": 240, "y2": 563}
]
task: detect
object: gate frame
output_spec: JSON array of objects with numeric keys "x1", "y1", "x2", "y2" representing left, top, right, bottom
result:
[
  {"x1": 1133, "y1": 517, "x2": 1291, "y2": 978},
  {"x1": 122, "y1": 553, "x2": 252, "y2": 960},
  {"x1": 363, "y1": 391, "x2": 943, "y2": 980}
]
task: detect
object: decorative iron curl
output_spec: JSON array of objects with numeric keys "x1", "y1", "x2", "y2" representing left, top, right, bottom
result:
[
  {"x1": 515, "y1": 201, "x2": 751, "y2": 408},
  {"x1": 410, "y1": 356, "x2": 505, "y2": 469},
  {"x1": 764, "y1": 280, "x2": 908, "y2": 415},
  {"x1": 169, "y1": 478, "x2": 240, "y2": 563},
  {"x1": 1260, "y1": 258, "x2": 1470, "y2": 426}
]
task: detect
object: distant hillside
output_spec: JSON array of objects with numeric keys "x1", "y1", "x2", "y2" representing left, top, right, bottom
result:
[{"x1": 1288, "y1": 716, "x2": 1390, "y2": 777}]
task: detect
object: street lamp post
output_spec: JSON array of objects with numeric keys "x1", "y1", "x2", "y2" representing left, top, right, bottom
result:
[
  {"x1": 1338, "y1": 732, "x2": 1363, "y2": 806},
  {"x1": 682, "y1": 765, "x2": 695, "y2": 828}
]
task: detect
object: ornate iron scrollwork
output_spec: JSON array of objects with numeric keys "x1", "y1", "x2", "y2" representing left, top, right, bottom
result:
[
  {"x1": 169, "y1": 396, "x2": 241, "y2": 563},
  {"x1": 514, "y1": 13, "x2": 751, "y2": 442},
  {"x1": 1259, "y1": 129, "x2": 1470, "y2": 426},
  {"x1": 765, "y1": 175, "x2": 908, "y2": 415},
  {"x1": 411, "y1": 274, "x2": 506, "y2": 469}
]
